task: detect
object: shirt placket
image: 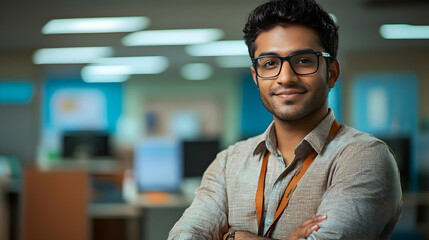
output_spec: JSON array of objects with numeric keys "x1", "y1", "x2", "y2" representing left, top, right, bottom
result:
[
  {"x1": 262, "y1": 153, "x2": 289, "y2": 234},
  {"x1": 262, "y1": 147, "x2": 307, "y2": 235}
]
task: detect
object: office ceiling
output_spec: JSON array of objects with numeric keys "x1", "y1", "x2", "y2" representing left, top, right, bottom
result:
[{"x1": 1, "y1": 0, "x2": 429, "y2": 72}]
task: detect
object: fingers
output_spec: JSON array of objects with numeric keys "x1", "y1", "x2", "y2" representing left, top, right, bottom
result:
[
  {"x1": 223, "y1": 227, "x2": 233, "y2": 240},
  {"x1": 288, "y1": 215, "x2": 327, "y2": 240},
  {"x1": 305, "y1": 222, "x2": 321, "y2": 236},
  {"x1": 300, "y1": 214, "x2": 327, "y2": 228},
  {"x1": 300, "y1": 215, "x2": 327, "y2": 237}
]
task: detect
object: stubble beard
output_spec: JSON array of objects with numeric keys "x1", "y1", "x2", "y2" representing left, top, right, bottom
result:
[{"x1": 259, "y1": 81, "x2": 330, "y2": 122}]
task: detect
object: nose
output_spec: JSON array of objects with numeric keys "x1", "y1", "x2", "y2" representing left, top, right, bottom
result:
[{"x1": 276, "y1": 61, "x2": 298, "y2": 86}]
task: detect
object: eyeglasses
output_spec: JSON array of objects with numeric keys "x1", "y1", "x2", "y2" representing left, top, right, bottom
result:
[{"x1": 251, "y1": 51, "x2": 331, "y2": 78}]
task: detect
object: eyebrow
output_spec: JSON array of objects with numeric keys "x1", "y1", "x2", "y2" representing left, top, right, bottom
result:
[{"x1": 257, "y1": 48, "x2": 316, "y2": 57}]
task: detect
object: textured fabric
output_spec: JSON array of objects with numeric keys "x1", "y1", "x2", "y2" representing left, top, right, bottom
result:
[{"x1": 168, "y1": 110, "x2": 402, "y2": 240}]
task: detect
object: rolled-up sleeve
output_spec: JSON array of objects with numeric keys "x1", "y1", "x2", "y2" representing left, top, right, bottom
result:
[
  {"x1": 168, "y1": 150, "x2": 229, "y2": 240},
  {"x1": 309, "y1": 140, "x2": 403, "y2": 240}
]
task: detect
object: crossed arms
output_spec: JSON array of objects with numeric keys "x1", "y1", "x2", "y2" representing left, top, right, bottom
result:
[{"x1": 168, "y1": 140, "x2": 402, "y2": 240}]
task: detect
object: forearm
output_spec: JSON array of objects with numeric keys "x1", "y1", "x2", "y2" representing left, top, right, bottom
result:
[
  {"x1": 228, "y1": 231, "x2": 273, "y2": 240},
  {"x1": 310, "y1": 142, "x2": 402, "y2": 239},
  {"x1": 169, "y1": 151, "x2": 229, "y2": 239}
]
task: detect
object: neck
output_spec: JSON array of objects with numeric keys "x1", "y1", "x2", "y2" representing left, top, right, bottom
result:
[{"x1": 274, "y1": 104, "x2": 329, "y2": 165}]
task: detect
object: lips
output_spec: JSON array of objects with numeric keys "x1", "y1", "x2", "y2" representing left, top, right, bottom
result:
[
  {"x1": 272, "y1": 88, "x2": 307, "y2": 100},
  {"x1": 274, "y1": 89, "x2": 306, "y2": 95}
]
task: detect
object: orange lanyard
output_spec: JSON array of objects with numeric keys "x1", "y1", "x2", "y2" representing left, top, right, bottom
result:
[{"x1": 256, "y1": 119, "x2": 340, "y2": 237}]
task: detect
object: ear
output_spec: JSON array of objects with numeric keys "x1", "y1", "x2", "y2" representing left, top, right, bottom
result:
[
  {"x1": 328, "y1": 60, "x2": 340, "y2": 88},
  {"x1": 251, "y1": 66, "x2": 259, "y2": 87}
]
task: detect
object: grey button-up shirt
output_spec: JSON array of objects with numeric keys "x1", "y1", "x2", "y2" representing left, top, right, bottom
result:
[{"x1": 168, "y1": 110, "x2": 402, "y2": 240}]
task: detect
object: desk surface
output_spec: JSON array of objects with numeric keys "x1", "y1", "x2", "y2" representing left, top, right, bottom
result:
[
  {"x1": 43, "y1": 159, "x2": 125, "y2": 173},
  {"x1": 88, "y1": 192, "x2": 192, "y2": 218},
  {"x1": 403, "y1": 192, "x2": 429, "y2": 206},
  {"x1": 137, "y1": 192, "x2": 193, "y2": 208},
  {"x1": 88, "y1": 203, "x2": 140, "y2": 218}
]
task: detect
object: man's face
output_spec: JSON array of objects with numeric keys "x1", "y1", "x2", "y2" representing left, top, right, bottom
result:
[{"x1": 251, "y1": 24, "x2": 339, "y2": 122}]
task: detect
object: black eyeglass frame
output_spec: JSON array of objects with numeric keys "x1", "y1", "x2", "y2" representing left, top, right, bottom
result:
[{"x1": 251, "y1": 51, "x2": 332, "y2": 78}]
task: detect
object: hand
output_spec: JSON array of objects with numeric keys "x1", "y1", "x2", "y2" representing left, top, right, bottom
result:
[
  {"x1": 223, "y1": 228, "x2": 270, "y2": 240},
  {"x1": 223, "y1": 227, "x2": 233, "y2": 240},
  {"x1": 287, "y1": 215, "x2": 327, "y2": 240}
]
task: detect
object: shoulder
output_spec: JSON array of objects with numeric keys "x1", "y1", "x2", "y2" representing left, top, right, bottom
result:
[
  {"x1": 331, "y1": 125, "x2": 393, "y2": 158},
  {"x1": 328, "y1": 125, "x2": 398, "y2": 178},
  {"x1": 219, "y1": 133, "x2": 265, "y2": 159},
  {"x1": 208, "y1": 133, "x2": 266, "y2": 175},
  {"x1": 201, "y1": 133, "x2": 265, "y2": 181}
]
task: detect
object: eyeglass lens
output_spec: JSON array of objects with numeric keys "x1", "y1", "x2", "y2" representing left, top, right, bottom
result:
[{"x1": 255, "y1": 52, "x2": 319, "y2": 77}]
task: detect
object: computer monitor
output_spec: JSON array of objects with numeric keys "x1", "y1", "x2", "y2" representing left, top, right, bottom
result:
[
  {"x1": 62, "y1": 131, "x2": 111, "y2": 159},
  {"x1": 380, "y1": 137, "x2": 411, "y2": 191},
  {"x1": 183, "y1": 139, "x2": 220, "y2": 178},
  {"x1": 134, "y1": 138, "x2": 183, "y2": 192}
]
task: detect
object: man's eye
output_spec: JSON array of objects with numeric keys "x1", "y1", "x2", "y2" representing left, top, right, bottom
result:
[
  {"x1": 296, "y1": 58, "x2": 313, "y2": 64},
  {"x1": 260, "y1": 59, "x2": 280, "y2": 68}
]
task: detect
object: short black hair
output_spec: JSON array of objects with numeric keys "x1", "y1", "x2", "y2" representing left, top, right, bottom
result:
[{"x1": 243, "y1": 0, "x2": 339, "y2": 59}]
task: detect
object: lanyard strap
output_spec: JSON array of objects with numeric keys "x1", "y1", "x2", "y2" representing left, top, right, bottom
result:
[{"x1": 255, "y1": 119, "x2": 340, "y2": 237}]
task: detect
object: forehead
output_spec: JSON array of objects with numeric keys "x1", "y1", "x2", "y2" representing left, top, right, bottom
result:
[{"x1": 254, "y1": 24, "x2": 323, "y2": 57}]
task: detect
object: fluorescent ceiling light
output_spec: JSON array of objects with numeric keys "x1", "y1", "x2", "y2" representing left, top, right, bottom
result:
[
  {"x1": 181, "y1": 63, "x2": 213, "y2": 80},
  {"x1": 380, "y1": 24, "x2": 429, "y2": 39},
  {"x1": 186, "y1": 40, "x2": 248, "y2": 56},
  {"x1": 82, "y1": 56, "x2": 169, "y2": 83},
  {"x1": 122, "y1": 29, "x2": 224, "y2": 46},
  {"x1": 33, "y1": 47, "x2": 113, "y2": 64},
  {"x1": 42, "y1": 16, "x2": 150, "y2": 34},
  {"x1": 91, "y1": 56, "x2": 169, "y2": 74},
  {"x1": 81, "y1": 66, "x2": 131, "y2": 83},
  {"x1": 215, "y1": 56, "x2": 251, "y2": 68}
]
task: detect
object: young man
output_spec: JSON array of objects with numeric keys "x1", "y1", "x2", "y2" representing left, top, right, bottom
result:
[{"x1": 168, "y1": 0, "x2": 402, "y2": 239}]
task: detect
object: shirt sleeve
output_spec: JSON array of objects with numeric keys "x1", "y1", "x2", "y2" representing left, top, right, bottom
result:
[
  {"x1": 308, "y1": 139, "x2": 403, "y2": 240},
  {"x1": 168, "y1": 150, "x2": 229, "y2": 240}
]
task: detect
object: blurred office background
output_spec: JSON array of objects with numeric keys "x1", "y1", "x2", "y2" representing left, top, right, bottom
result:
[{"x1": 1, "y1": 0, "x2": 429, "y2": 239}]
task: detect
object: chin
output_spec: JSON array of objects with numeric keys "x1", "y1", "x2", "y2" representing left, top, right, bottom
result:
[{"x1": 271, "y1": 106, "x2": 307, "y2": 121}]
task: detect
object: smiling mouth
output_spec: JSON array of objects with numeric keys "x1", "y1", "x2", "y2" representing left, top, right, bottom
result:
[{"x1": 273, "y1": 88, "x2": 307, "y2": 100}]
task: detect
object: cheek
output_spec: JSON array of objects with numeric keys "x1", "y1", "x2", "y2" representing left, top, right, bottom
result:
[
  {"x1": 310, "y1": 74, "x2": 328, "y2": 89},
  {"x1": 258, "y1": 82, "x2": 273, "y2": 95}
]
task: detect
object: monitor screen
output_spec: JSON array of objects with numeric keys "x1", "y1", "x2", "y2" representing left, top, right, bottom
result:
[
  {"x1": 183, "y1": 139, "x2": 220, "y2": 178},
  {"x1": 380, "y1": 137, "x2": 410, "y2": 191},
  {"x1": 134, "y1": 138, "x2": 183, "y2": 192},
  {"x1": 62, "y1": 131, "x2": 111, "y2": 159}
]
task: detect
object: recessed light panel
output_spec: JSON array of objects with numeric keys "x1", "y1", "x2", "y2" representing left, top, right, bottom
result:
[
  {"x1": 122, "y1": 29, "x2": 224, "y2": 46},
  {"x1": 186, "y1": 40, "x2": 248, "y2": 56},
  {"x1": 380, "y1": 24, "x2": 429, "y2": 39},
  {"x1": 81, "y1": 66, "x2": 131, "y2": 83},
  {"x1": 81, "y1": 56, "x2": 169, "y2": 82},
  {"x1": 42, "y1": 17, "x2": 150, "y2": 34},
  {"x1": 32, "y1": 47, "x2": 114, "y2": 64},
  {"x1": 91, "y1": 56, "x2": 169, "y2": 74}
]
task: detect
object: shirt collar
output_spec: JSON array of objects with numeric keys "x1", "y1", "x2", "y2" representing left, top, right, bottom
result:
[
  {"x1": 253, "y1": 121, "x2": 275, "y2": 156},
  {"x1": 253, "y1": 109, "x2": 337, "y2": 157},
  {"x1": 304, "y1": 109, "x2": 336, "y2": 155}
]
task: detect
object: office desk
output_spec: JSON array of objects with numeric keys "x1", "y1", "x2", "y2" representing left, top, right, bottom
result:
[
  {"x1": 88, "y1": 193, "x2": 192, "y2": 240},
  {"x1": 137, "y1": 192, "x2": 192, "y2": 208},
  {"x1": 89, "y1": 203, "x2": 141, "y2": 240},
  {"x1": 137, "y1": 193, "x2": 192, "y2": 240},
  {"x1": 4, "y1": 167, "x2": 193, "y2": 240},
  {"x1": 403, "y1": 192, "x2": 429, "y2": 206},
  {"x1": 400, "y1": 192, "x2": 429, "y2": 239}
]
